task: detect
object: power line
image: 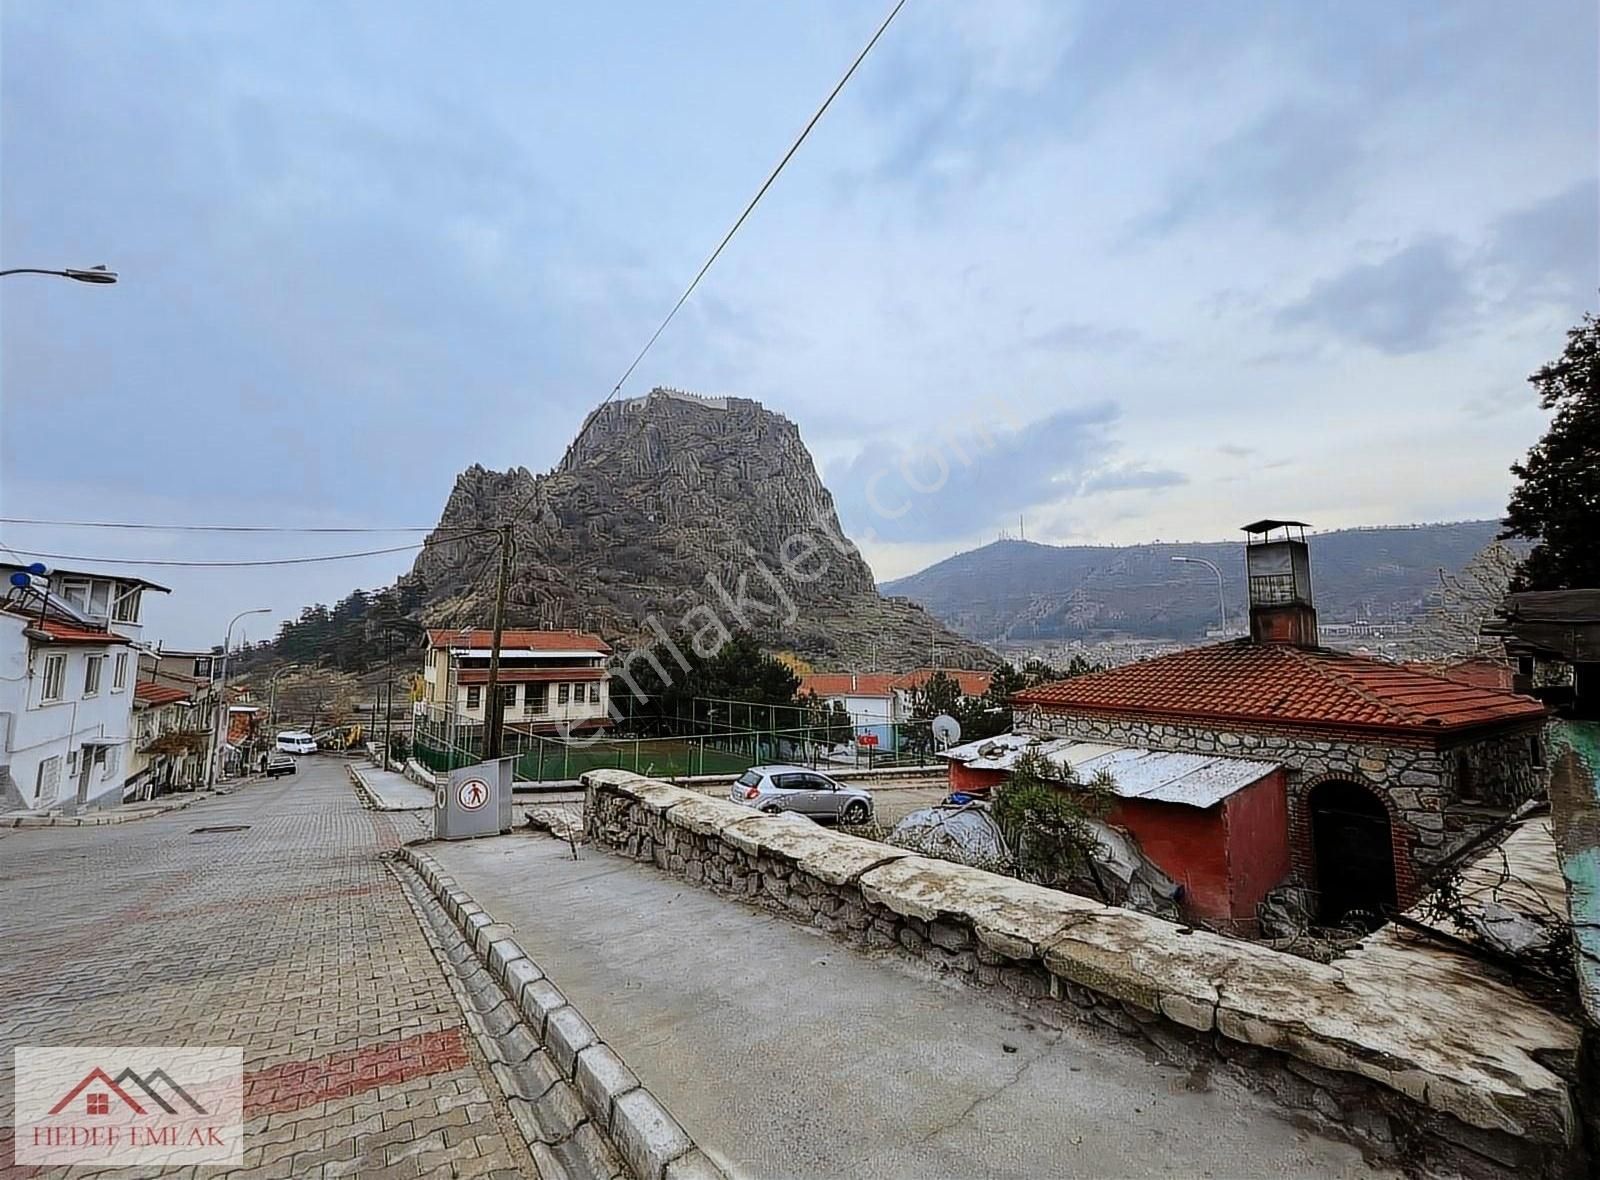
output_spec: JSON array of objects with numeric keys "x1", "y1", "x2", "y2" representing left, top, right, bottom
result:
[
  {"x1": 501, "y1": 0, "x2": 909, "y2": 528},
  {"x1": 0, "y1": 517, "x2": 435, "y2": 533},
  {"x1": 0, "y1": 529, "x2": 496, "y2": 569},
  {"x1": 601, "y1": 0, "x2": 909, "y2": 413}
]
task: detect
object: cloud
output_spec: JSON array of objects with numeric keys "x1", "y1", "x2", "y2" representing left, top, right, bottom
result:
[
  {"x1": 1275, "y1": 236, "x2": 1473, "y2": 354},
  {"x1": 1139, "y1": 103, "x2": 1366, "y2": 236},
  {"x1": 825, "y1": 402, "x2": 1187, "y2": 543},
  {"x1": 1484, "y1": 178, "x2": 1599, "y2": 308},
  {"x1": 1023, "y1": 320, "x2": 1148, "y2": 353},
  {"x1": 1215, "y1": 444, "x2": 1255, "y2": 458}
]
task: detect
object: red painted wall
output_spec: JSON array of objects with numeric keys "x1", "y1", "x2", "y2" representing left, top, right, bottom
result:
[
  {"x1": 1107, "y1": 798, "x2": 1232, "y2": 921},
  {"x1": 946, "y1": 760, "x2": 1291, "y2": 926},
  {"x1": 1220, "y1": 768, "x2": 1291, "y2": 921},
  {"x1": 948, "y1": 763, "x2": 1006, "y2": 793}
]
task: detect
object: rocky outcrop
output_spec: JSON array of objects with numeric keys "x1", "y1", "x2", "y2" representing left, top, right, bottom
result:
[{"x1": 411, "y1": 388, "x2": 992, "y2": 670}]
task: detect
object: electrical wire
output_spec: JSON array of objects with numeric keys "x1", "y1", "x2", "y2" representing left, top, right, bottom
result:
[
  {"x1": 0, "y1": 517, "x2": 436, "y2": 533},
  {"x1": 499, "y1": 0, "x2": 909, "y2": 528},
  {"x1": 0, "y1": 528, "x2": 497, "y2": 569}
]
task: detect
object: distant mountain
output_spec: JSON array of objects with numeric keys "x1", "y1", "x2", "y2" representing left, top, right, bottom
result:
[{"x1": 879, "y1": 521, "x2": 1507, "y2": 643}]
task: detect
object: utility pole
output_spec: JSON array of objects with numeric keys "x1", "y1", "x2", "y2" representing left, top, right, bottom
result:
[
  {"x1": 484, "y1": 523, "x2": 513, "y2": 761},
  {"x1": 382, "y1": 629, "x2": 395, "y2": 771}
]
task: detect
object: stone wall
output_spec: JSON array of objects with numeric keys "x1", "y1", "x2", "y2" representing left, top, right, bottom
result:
[
  {"x1": 1023, "y1": 708, "x2": 1545, "y2": 895},
  {"x1": 583, "y1": 769, "x2": 1586, "y2": 1180}
]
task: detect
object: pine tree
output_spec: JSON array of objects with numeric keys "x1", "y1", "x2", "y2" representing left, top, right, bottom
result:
[{"x1": 1503, "y1": 313, "x2": 1600, "y2": 590}]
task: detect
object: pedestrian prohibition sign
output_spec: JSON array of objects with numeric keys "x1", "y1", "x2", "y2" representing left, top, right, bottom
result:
[{"x1": 456, "y1": 778, "x2": 490, "y2": 812}]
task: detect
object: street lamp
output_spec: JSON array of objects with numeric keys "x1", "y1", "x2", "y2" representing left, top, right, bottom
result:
[
  {"x1": 1172, "y1": 556, "x2": 1229, "y2": 635},
  {"x1": 0, "y1": 265, "x2": 118, "y2": 284},
  {"x1": 209, "y1": 608, "x2": 270, "y2": 786}
]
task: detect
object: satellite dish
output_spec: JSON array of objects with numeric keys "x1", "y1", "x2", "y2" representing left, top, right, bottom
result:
[{"x1": 931, "y1": 714, "x2": 961, "y2": 748}]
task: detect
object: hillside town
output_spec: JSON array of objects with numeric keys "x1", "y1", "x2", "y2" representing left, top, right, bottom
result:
[{"x1": 3, "y1": 4, "x2": 1597, "y2": 1180}]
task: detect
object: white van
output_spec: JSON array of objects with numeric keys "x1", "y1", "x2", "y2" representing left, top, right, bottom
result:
[{"x1": 275, "y1": 731, "x2": 317, "y2": 755}]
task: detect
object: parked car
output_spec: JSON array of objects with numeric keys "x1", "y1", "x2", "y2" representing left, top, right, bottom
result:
[
  {"x1": 265, "y1": 753, "x2": 297, "y2": 778},
  {"x1": 275, "y1": 731, "x2": 317, "y2": 755},
  {"x1": 730, "y1": 765, "x2": 873, "y2": 824}
]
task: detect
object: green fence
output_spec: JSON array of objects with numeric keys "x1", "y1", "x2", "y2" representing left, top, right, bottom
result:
[{"x1": 412, "y1": 710, "x2": 938, "y2": 784}]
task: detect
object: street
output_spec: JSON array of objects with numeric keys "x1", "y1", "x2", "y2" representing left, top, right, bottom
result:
[{"x1": 0, "y1": 758, "x2": 528, "y2": 1179}]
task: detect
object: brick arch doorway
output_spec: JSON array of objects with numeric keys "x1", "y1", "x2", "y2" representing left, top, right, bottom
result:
[{"x1": 1309, "y1": 779, "x2": 1397, "y2": 924}]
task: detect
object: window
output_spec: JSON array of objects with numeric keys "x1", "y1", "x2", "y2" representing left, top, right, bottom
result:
[
  {"x1": 59, "y1": 580, "x2": 90, "y2": 612},
  {"x1": 35, "y1": 756, "x2": 61, "y2": 805},
  {"x1": 588, "y1": 684, "x2": 600, "y2": 704},
  {"x1": 558, "y1": 683, "x2": 570, "y2": 705},
  {"x1": 112, "y1": 652, "x2": 129, "y2": 691},
  {"x1": 465, "y1": 685, "x2": 482, "y2": 711},
  {"x1": 524, "y1": 684, "x2": 547, "y2": 716},
  {"x1": 112, "y1": 585, "x2": 141, "y2": 623},
  {"x1": 40, "y1": 654, "x2": 66, "y2": 703},
  {"x1": 101, "y1": 746, "x2": 119, "y2": 779},
  {"x1": 500, "y1": 684, "x2": 519, "y2": 710},
  {"x1": 87, "y1": 1094, "x2": 109, "y2": 1115},
  {"x1": 87, "y1": 581, "x2": 111, "y2": 618},
  {"x1": 83, "y1": 655, "x2": 103, "y2": 697},
  {"x1": 1531, "y1": 735, "x2": 1545, "y2": 769},
  {"x1": 193, "y1": 656, "x2": 213, "y2": 680}
]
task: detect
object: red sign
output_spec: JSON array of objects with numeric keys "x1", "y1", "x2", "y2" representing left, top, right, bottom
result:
[{"x1": 856, "y1": 734, "x2": 879, "y2": 747}]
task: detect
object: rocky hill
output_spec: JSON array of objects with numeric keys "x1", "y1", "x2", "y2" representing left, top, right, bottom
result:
[
  {"x1": 412, "y1": 388, "x2": 992, "y2": 671},
  {"x1": 879, "y1": 521, "x2": 1508, "y2": 644}
]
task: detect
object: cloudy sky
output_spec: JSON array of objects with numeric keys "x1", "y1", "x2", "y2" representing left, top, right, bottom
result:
[{"x1": 2, "y1": 0, "x2": 1595, "y2": 648}]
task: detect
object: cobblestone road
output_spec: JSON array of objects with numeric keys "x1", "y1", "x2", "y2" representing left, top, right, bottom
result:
[{"x1": 0, "y1": 759, "x2": 530, "y2": 1179}]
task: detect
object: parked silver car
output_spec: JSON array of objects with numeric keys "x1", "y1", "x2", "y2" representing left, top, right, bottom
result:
[{"x1": 730, "y1": 765, "x2": 874, "y2": 824}]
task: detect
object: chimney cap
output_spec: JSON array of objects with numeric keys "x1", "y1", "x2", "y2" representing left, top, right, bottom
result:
[{"x1": 1241, "y1": 518, "x2": 1310, "y2": 534}]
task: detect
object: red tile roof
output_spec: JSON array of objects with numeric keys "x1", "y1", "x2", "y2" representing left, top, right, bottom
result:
[
  {"x1": 426, "y1": 628, "x2": 610, "y2": 654},
  {"x1": 1, "y1": 606, "x2": 130, "y2": 646},
  {"x1": 1013, "y1": 640, "x2": 1546, "y2": 735},
  {"x1": 135, "y1": 681, "x2": 191, "y2": 706},
  {"x1": 1401, "y1": 658, "x2": 1515, "y2": 692},
  {"x1": 891, "y1": 668, "x2": 994, "y2": 698},
  {"x1": 799, "y1": 673, "x2": 899, "y2": 699}
]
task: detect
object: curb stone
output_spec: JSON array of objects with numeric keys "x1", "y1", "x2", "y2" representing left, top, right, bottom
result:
[{"x1": 396, "y1": 844, "x2": 728, "y2": 1180}]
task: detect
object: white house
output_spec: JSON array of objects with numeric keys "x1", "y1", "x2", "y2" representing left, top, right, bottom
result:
[
  {"x1": 421, "y1": 628, "x2": 614, "y2": 734},
  {"x1": 0, "y1": 564, "x2": 170, "y2": 812}
]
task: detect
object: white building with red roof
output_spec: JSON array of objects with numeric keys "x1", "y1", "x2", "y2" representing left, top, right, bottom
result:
[
  {"x1": 421, "y1": 628, "x2": 613, "y2": 734},
  {"x1": 0, "y1": 563, "x2": 171, "y2": 812}
]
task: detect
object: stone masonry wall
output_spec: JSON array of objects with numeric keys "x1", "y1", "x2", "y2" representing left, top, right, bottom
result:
[
  {"x1": 582, "y1": 770, "x2": 1584, "y2": 1180},
  {"x1": 1023, "y1": 709, "x2": 1545, "y2": 897}
]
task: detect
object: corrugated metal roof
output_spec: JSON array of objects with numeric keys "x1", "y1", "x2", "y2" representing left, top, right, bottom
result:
[{"x1": 938, "y1": 732, "x2": 1278, "y2": 810}]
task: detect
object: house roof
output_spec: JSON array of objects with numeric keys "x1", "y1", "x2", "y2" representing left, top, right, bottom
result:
[
  {"x1": 0, "y1": 561, "x2": 172, "y2": 594},
  {"x1": 1401, "y1": 658, "x2": 1514, "y2": 692},
  {"x1": 939, "y1": 732, "x2": 1280, "y2": 809},
  {"x1": 798, "y1": 673, "x2": 898, "y2": 699},
  {"x1": 799, "y1": 668, "x2": 995, "y2": 700},
  {"x1": 1013, "y1": 639, "x2": 1546, "y2": 736},
  {"x1": 134, "y1": 681, "x2": 191, "y2": 706},
  {"x1": 890, "y1": 668, "x2": 994, "y2": 697},
  {"x1": 426, "y1": 628, "x2": 611, "y2": 654},
  {"x1": 1, "y1": 605, "x2": 131, "y2": 646}
]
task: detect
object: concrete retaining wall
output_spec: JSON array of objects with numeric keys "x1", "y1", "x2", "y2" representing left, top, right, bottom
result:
[{"x1": 583, "y1": 769, "x2": 1587, "y2": 1179}]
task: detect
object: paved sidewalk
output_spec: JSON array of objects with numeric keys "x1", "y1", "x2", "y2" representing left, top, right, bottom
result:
[
  {"x1": 431, "y1": 834, "x2": 1393, "y2": 1180},
  {"x1": 355, "y1": 763, "x2": 439, "y2": 810},
  {"x1": 0, "y1": 759, "x2": 528, "y2": 1178}
]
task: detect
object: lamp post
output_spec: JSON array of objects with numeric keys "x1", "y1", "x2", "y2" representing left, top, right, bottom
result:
[
  {"x1": 209, "y1": 608, "x2": 270, "y2": 786},
  {"x1": 1172, "y1": 556, "x2": 1229, "y2": 635},
  {"x1": 0, "y1": 265, "x2": 118, "y2": 284}
]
